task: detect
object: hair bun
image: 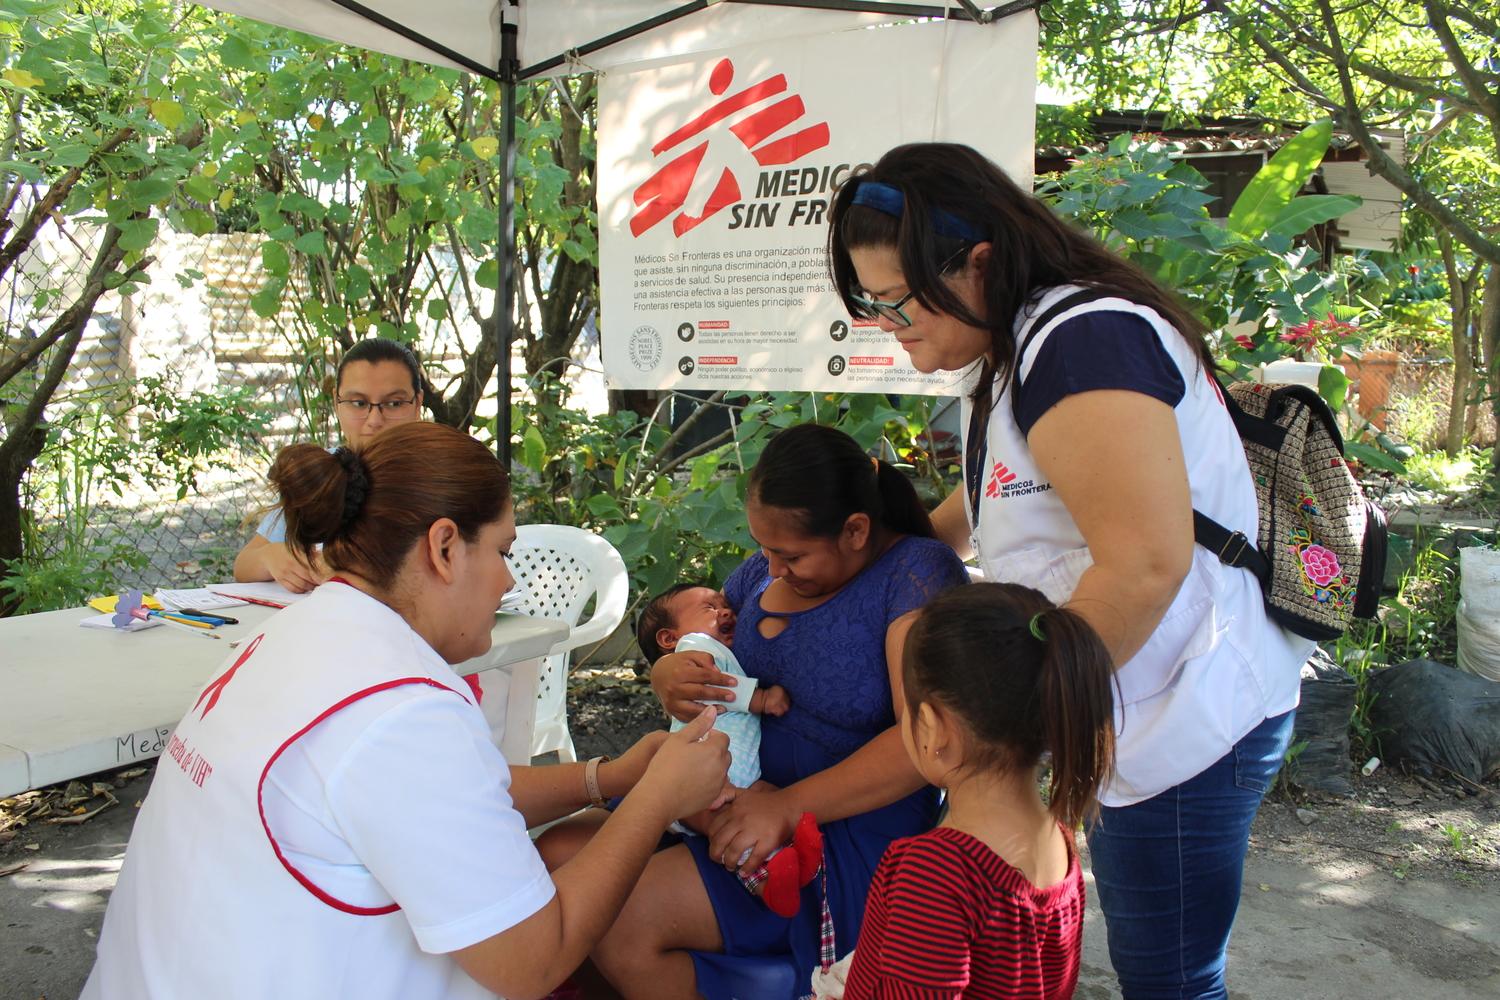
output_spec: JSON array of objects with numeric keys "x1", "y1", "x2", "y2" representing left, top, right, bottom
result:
[{"x1": 333, "y1": 446, "x2": 370, "y2": 531}]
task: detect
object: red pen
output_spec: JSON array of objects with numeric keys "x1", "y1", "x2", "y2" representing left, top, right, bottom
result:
[{"x1": 209, "y1": 591, "x2": 288, "y2": 609}]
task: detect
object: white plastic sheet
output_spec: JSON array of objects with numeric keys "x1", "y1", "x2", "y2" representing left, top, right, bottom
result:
[{"x1": 1456, "y1": 546, "x2": 1500, "y2": 682}]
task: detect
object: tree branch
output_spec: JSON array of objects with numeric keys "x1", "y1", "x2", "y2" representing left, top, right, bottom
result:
[
  {"x1": 0, "y1": 126, "x2": 134, "y2": 285},
  {"x1": 1423, "y1": 1, "x2": 1500, "y2": 119}
]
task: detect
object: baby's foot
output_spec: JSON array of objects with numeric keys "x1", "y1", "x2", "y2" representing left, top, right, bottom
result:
[
  {"x1": 793, "y1": 812, "x2": 823, "y2": 887},
  {"x1": 761, "y1": 848, "x2": 803, "y2": 918}
]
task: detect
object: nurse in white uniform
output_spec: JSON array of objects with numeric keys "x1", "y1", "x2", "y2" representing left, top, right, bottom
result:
[
  {"x1": 85, "y1": 421, "x2": 730, "y2": 1000},
  {"x1": 825, "y1": 143, "x2": 1310, "y2": 1000}
]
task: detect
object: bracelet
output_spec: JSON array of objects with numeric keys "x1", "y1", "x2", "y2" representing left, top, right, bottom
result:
[{"x1": 585, "y1": 755, "x2": 611, "y2": 808}]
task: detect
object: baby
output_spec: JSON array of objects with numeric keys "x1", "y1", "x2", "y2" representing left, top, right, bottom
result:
[{"x1": 638, "y1": 583, "x2": 821, "y2": 916}]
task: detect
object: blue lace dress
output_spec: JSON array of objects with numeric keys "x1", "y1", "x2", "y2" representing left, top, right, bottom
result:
[{"x1": 685, "y1": 535, "x2": 969, "y2": 997}]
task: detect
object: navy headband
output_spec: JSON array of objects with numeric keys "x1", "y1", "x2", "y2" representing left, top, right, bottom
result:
[{"x1": 849, "y1": 180, "x2": 986, "y2": 243}]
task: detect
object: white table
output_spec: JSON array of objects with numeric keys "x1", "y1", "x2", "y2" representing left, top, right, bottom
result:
[{"x1": 0, "y1": 604, "x2": 567, "y2": 797}]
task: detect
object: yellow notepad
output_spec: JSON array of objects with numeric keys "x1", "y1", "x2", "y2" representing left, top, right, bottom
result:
[{"x1": 88, "y1": 594, "x2": 165, "y2": 614}]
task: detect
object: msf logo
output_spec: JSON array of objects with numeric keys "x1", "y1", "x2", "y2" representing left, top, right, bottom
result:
[
  {"x1": 630, "y1": 57, "x2": 831, "y2": 238},
  {"x1": 985, "y1": 460, "x2": 1016, "y2": 499}
]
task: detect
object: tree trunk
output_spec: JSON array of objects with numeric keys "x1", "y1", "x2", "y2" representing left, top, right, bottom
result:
[
  {"x1": 1438, "y1": 231, "x2": 1478, "y2": 456},
  {"x1": 1484, "y1": 264, "x2": 1500, "y2": 493}
]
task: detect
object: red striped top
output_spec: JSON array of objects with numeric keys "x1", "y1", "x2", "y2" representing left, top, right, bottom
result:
[{"x1": 842, "y1": 826, "x2": 1084, "y2": 1000}]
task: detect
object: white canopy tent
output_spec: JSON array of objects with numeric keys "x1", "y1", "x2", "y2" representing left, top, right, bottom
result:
[{"x1": 192, "y1": 0, "x2": 1040, "y2": 461}]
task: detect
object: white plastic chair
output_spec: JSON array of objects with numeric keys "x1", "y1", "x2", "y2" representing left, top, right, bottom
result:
[{"x1": 506, "y1": 524, "x2": 629, "y2": 762}]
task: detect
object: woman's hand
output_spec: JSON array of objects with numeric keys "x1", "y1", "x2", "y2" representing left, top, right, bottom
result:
[
  {"x1": 598, "y1": 730, "x2": 669, "y2": 798},
  {"x1": 633, "y1": 707, "x2": 732, "y2": 821},
  {"x1": 706, "y1": 782, "x2": 796, "y2": 874},
  {"x1": 650, "y1": 650, "x2": 739, "y2": 722}
]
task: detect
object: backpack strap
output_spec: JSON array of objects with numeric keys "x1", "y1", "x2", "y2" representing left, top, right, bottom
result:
[
  {"x1": 1193, "y1": 509, "x2": 1270, "y2": 585},
  {"x1": 964, "y1": 288, "x2": 1111, "y2": 527},
  {"x1": 1194, "y1": 371, "x2": 1276, "y2": 585},
  {"x1": 1011, "y1": 288, "x2": 1117, "y2": 395}
]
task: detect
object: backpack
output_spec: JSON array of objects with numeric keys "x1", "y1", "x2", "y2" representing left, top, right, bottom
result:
[{"x1": 1010, "y1": 288, "x2": 1388, "y2": 641}]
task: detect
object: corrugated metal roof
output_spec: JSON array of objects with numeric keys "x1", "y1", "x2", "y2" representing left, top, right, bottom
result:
[{"x1": 1035, "y1": 111, "x2": 1403, "y2": 165}]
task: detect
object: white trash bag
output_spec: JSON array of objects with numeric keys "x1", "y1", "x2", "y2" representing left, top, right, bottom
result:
[{"x1": 1456, "y1": 546, "x2": 1500, "y2": 683}]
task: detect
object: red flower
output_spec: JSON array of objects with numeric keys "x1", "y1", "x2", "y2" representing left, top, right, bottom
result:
[
  {"x1": 1300, "y1": 544, "x2": 1343, "y2": 587},
  {"x1": 1233, "y1": 334, "x2": 1255, "y2": 351}
]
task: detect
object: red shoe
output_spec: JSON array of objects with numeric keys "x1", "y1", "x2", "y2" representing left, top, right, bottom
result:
[
  {"x1": 793, "y1": 812, "x2": 823, "y2": 887},
  {"x1": 539, "y1": 978, "x2": 582, "y2": 1000},
  {"x1": 762, "y1": 848, "x2": 803, "y2": 918}
]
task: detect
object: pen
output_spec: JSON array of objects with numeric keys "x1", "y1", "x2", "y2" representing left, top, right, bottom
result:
[
  {"x1": 147, "y1": 614, "x2": 223, "y2": 640},
  {"x1": 150, "y1": 611, "x2": 215, "y2": 630},
  {"x1": 174, "y1": 609, "x2": 238, "y2": 625},
  {"x1": 210, "y1": 591, "x2": 288, "y2": 609}
]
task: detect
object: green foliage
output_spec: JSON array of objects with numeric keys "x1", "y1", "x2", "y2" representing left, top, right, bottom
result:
[
  {"x1": 507, "y1": 383, "x2": 956, "y2": 615},
  {"x1": 1037, "y1": 134, "x2": 1381, "y2": 387},
  {"x1": 1403, "y1": 447, "x2": 1493, "y2": 497}
]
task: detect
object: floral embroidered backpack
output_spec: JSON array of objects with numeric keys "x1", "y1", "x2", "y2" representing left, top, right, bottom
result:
[
  {"x1": 1197, "y1": 379, "x2": 1387, "y2": 640},
  {"x1": 1015, "y1": 288, "x2": 1388, "y2": 641}
]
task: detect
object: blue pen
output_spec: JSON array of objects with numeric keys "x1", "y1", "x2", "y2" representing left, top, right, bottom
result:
[{"x1": 171, "y1": 610, "x2": 232, "y2": 625}]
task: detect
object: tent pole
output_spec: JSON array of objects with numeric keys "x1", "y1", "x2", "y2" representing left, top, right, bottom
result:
[{"x1": 497, "y1": 1, "x2": 519, "y2": 466}]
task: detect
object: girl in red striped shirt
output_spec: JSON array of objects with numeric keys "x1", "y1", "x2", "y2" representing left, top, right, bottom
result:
[{"x1": 839, "y1": 582, "x2": 1116, "y2": 1000}]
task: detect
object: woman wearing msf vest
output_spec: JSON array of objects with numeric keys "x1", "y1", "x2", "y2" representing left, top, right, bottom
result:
[
  {"x1": 827, "y1": 143, "x2": 1313, "y2": 1000},
  {"x1": 83, "y1": 422, "x2": 731, "y2": 1000}
]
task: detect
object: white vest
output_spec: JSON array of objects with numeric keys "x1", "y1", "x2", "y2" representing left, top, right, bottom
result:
[
  {"x1": 963, "y1": 287, "x2": 1309, "y2": 806},
  {"x1": 84, "y1": 582, "x2": 501, "y2": 999}
]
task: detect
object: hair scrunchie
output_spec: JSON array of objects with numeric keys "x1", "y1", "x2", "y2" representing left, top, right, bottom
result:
[{"x1": 333, "y1": 446, "x2": 370, "y2": 532}]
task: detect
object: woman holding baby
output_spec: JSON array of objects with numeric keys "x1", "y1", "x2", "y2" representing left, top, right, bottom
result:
[{"x1": 547, "y1": 423, "x2": 968, "y2": 999}]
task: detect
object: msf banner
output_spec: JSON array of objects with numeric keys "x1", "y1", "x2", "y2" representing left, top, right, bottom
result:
[{"x1": 598, "y1": 15, "x2": 1038, "y2": 394}]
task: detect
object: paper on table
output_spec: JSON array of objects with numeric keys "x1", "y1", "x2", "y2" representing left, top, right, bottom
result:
[
  {"x1": 208, "y1": 581, "x2": 308, "y2": 608},
  {"x1": 79, "y1": 612, "x2": 161, "y2": 632},
  {"x1": 156, "y1": 588, "x2": 249, "y2": 611}
]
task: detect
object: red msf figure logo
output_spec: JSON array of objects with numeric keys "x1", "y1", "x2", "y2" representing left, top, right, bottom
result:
[
  {"x1": 194, "y1": 634, "x2": 264, "y2": 719},
  {"x1": 986, "y1": 460, "x2": 1017, "y2": 498},
  {"x1": 630, "y1": 57, "x2": 830, "y2": 238}
]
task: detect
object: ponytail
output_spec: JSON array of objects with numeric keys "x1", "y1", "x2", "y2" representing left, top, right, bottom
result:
[
  {"x1": 873, "y1": 458, "x2": 936, "y2": 538},
  {"x1": 1032, "y1": 606, "x2": 1117, "y2": 830},
  {"x1": 750, "y1": 423, "x2": 934, "y2": 539},
  {"x1": 903, "y1": 583, "x2": 1117, "y2": 829},
  {"x1": 268, "y1": 422, "x2": 510, "y2": 590}
]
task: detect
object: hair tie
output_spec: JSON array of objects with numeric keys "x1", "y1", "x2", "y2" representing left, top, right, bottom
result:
[
  {"x1": 1028, "y1": 611, "x2": 1047, "y2": 642},
  {"x1": 849, "y1": 179, "x2": 986, "y2": 243},
  {"x1": 333, "y1": 447, "x2": 370, "y2": 532}
]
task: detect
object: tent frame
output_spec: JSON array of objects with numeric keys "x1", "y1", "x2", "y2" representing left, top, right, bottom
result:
[{"x1": 323, "y1": 0, "x2": 1040, "y2": 464}]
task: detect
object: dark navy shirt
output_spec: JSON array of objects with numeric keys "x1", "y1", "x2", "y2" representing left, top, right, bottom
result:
[{"x1": 1014, "y1": 311, "x2": 1186, "y2": 436}]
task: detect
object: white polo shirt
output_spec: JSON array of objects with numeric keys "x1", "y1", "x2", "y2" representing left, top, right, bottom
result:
[
  {"x1": 83, "y1": 581, "x2": 554, "y2": 999},
  {"x1": 963, "y1": 287, "x2": 1310, "y2": 806}
]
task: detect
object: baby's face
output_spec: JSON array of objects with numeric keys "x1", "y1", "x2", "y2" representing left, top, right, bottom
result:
[{"x1": 667, "y1": 586, "x2": 736, "y2": 646}]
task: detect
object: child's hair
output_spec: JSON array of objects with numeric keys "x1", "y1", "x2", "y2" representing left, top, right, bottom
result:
[
  {"x1": 903, "y1": 582, "x2": 1116, "y2": 829},
  {"x1": 636, "y1": 582, "x2": 700, "y2": 664},
  {"x1": 270, "y1": 422, "x2": 509, "y2": 590}
]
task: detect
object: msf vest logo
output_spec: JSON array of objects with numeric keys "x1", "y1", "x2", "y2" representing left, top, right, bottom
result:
[
  {"x1": 630, "y1": 57, "x2": 831, "y2": 238},
  {"x1": 986, "y1": 458, "x2": 1051, "y2": 501}
]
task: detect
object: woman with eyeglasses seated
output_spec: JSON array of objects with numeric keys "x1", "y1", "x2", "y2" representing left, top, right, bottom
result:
[
  {"x1": 233, "y1": 337, "x2": 424, "y2": 593},
  {"x1": 826, "y1": 144, "x2": 1310, "y2": 1000}
]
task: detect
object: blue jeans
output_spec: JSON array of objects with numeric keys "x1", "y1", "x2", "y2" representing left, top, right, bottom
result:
[{"x1": 1086, "y1": 710, "x2": 1296, "y2": 1000}]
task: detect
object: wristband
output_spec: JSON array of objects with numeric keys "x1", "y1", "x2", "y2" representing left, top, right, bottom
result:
[{"x1": 585, "y1": 755, "x2": 610, "y2": 808}]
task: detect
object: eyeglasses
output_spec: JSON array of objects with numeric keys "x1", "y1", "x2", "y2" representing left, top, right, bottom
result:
[
  {"x1": 849, "y1": 245, "x2": 972, "y2": 328},
  {"x1": 336, "y1": 398, "x2": 416, "y2": 416}
]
